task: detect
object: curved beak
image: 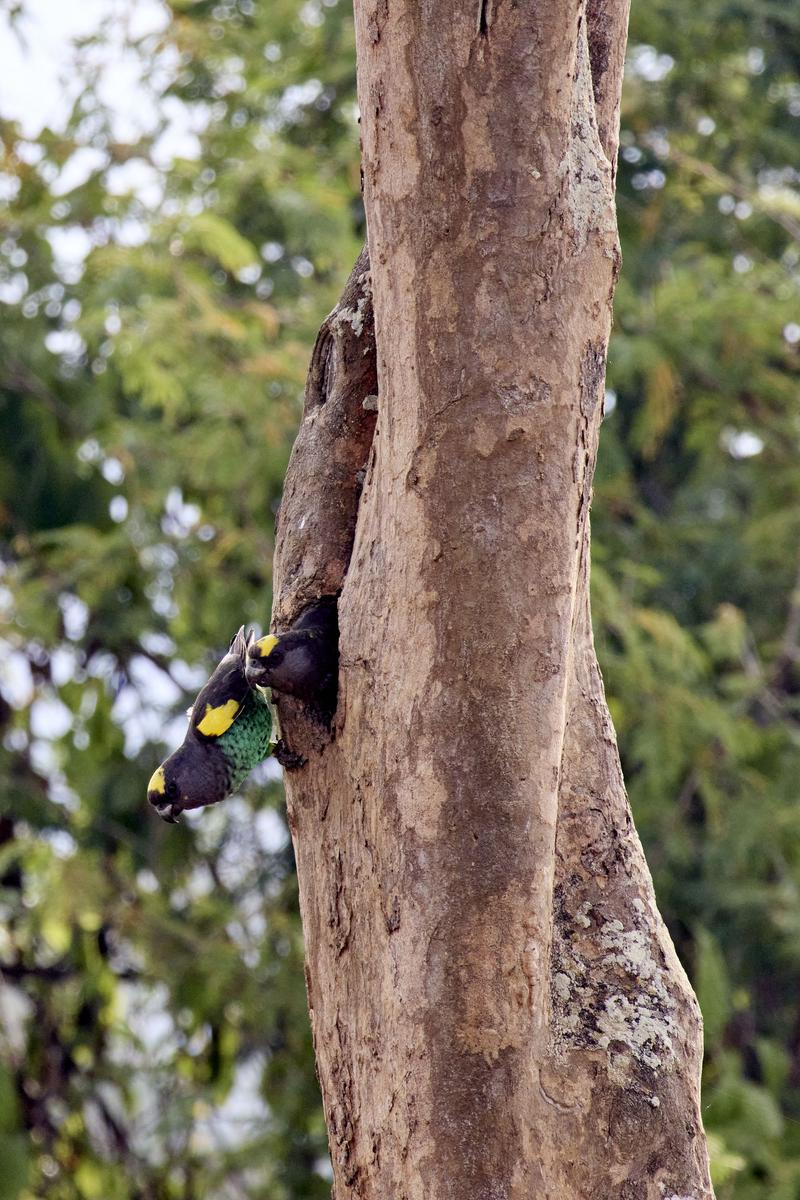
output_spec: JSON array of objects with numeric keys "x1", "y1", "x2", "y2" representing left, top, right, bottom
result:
[
  {"x1": 246, "y1": 633, "x2": 278, "y2": 689},
  {"x1": 147, "y1": 765, "x2": 181, "y2": 824},
  {"x1": 152, "y1": 800, "x2": 181, "y2": 824}
]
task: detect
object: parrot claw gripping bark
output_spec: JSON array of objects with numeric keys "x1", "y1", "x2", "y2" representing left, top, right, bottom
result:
[{"x1": 147, "y1": 626, "x2": 275, "y2": 824}]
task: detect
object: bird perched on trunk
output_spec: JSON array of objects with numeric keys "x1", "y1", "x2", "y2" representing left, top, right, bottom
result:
[
  {"x1": 246, "y1": 597, "x2": 339, "y2": 716},
  {"x1": 147, "y1": 600, "x2": 339, "y2": 822},
  {"x1": 147, "y1": 627, "x2": 273, "y2": 824}
]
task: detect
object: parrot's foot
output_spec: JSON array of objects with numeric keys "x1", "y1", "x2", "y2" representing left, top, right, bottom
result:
[{"x1": 274, "y1": 740, "x2": 307, "y2": 771}]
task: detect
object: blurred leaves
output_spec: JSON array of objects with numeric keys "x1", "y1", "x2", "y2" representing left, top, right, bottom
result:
[{"x1": 0, "y1": 0, "x2": 357, "y2": 1195}]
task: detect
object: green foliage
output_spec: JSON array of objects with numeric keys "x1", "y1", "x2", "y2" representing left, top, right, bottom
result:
[
  {"x1": 594, "y1": 2, "x2": 800, "y2": 1190},
  {"x1": 0, "y1": 0, "x2": 798, "y2": 1195},
  {"x1": 0, "y1": 0, "x2": 358, "y2": 1194}
]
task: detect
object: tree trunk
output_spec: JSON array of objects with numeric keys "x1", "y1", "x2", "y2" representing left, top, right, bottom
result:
[{"x1": 270, "y1": 2, "x2": 714, "y2": 1196}]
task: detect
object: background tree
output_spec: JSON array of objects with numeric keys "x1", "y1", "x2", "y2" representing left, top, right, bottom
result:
[{"x1": 0, "y1": 0, "x2": 798, "y2": 1196}]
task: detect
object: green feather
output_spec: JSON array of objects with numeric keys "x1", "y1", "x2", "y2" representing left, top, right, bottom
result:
[{"x1": 217, "y1": 688, "x2": 273, "y2": 791}]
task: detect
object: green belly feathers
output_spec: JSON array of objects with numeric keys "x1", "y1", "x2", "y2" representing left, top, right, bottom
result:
[{"x1": 218, "y1": 689, "x2": 273, "y2": 791}]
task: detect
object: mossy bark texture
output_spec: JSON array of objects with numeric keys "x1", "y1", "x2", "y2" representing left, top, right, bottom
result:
[{"x1": 271, "y1": 2, "x2": 714, "y2": 1196}]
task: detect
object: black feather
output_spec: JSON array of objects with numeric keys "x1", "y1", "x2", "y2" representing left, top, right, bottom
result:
[
  {"x1": 189, "y1": 626, "x2": 251, "y2": 739},
  {"x1": 246, "y1": 599, "x2": 339, "y2": 713}
]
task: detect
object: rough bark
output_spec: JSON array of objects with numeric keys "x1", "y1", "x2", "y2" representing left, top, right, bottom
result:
[
  {"x1": 271, "y1": 246, "x2": 376, "y2": 750},
  {"x1": 270, "y1": 2, "x2": 713, "y2": 1196}
]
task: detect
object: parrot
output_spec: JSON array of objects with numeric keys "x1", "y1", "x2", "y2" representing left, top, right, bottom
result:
[
  {"x1": 147, "y1": 626, "x2": 275, "y2": 824},
  {"x1": 147, "y1": 600, "x2": 339, "y2": 823},
  {"x1": 246, "y1": 597, "x2": 339, "y2": 714}
]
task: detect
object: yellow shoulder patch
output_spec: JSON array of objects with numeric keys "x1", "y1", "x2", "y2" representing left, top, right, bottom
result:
[
  {"x1": 253, "y1": 633, "x2": 279, "y2": 659},
  {"x1": 196, "y1": 698, "x2": 241, "y2": 737},
  {"x1": 148, "y1": 766, "x2": 165, "y2": 796}
]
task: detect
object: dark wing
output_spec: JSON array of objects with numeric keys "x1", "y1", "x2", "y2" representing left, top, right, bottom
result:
[{"x1": 188, "y1": 627, "x2": 254, "y2": 740}]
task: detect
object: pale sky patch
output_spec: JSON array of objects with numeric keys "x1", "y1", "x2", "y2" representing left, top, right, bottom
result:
[{"x1": 0, "y1": 0, "x2": 168, "y2": 136}]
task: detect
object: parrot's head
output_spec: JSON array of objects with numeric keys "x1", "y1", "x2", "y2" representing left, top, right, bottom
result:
[
  {"x1": 245, "y1": 628, "x2": 335, "y2": 704},
  {"x1": 147, "y1": 743, "x2": 228, "y2": 824}
]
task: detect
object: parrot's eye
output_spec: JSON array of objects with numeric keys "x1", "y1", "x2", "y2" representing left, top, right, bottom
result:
[{"x1": 165, "y1": 779, "x2": 180, "y2": 800}]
